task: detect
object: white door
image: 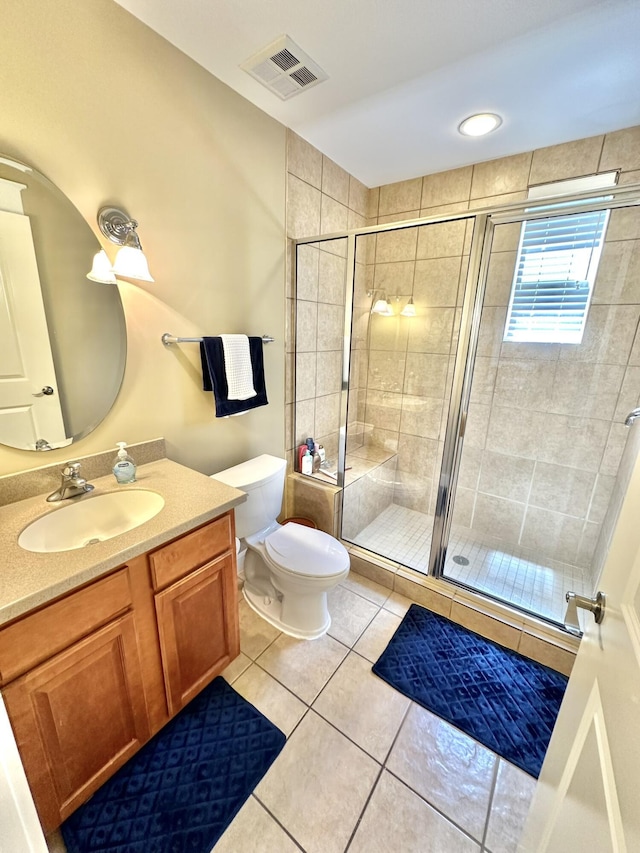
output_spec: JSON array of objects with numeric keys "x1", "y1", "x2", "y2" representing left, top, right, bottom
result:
[
  {"x1": 519, "y1": 423, "x2": 640, "y2": 852},
  {"x1": 0, "y1": 208, "x2": 67, "y2": 449}
]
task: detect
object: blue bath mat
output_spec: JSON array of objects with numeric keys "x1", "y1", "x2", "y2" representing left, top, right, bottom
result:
[
  {"x1": 61, "y1": 676, "x2": 286, "y2": 853},
  {"x1": 373, "y1": 604, "x2": 568, "y2": 777}
]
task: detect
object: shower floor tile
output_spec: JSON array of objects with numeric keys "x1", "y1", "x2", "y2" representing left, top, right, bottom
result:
[{"x1": 350, "y1": 503, "x2": 590, "y2": 624}]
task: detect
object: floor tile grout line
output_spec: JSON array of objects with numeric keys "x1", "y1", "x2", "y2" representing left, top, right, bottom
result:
[
  {"x1": 479, "y1": 753, "x2": 502, "y2": 851},
  {"x1": 249, "y1": 793, "x2": 308, "y2": 852},
  {"x1": 342, "y1": 764, "x2": 386, "y2": 853}
]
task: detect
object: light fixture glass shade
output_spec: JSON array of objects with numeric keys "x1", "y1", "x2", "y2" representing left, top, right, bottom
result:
[
  {"x1": 372, "y1": 298, "x2": 390, "y2": 314},
  {"x1": 401, "y1": 297, "x2": 417, "y2": 317},
  {"x1": 112, "y1": 245, "x2": 155, "y2": 282},
  {"x1": 86, "y1": 250, "x2": 117, "y2": 284},
  {"x1": 458, "y1": 113, "x2": 502, "y2": 137}
]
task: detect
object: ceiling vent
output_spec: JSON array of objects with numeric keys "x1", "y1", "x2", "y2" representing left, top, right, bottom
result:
[{"x1": 241, "y1": 35, "x2": 328, "y2": 100}]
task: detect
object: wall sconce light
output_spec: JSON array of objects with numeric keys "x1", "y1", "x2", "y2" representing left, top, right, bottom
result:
[
  {"x1": 368, "y1": 290, "x2": 394, "y2": 316},
  {"x1": 86, "y1": 206, "x2": 154, "y2": 283},
  {"x1": 401, "y1": 297, "x2": 417, "y2": 317}
]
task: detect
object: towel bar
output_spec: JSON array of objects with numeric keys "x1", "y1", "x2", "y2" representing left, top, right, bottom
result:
[{"x1": 162, "y1": 333, "x2": 275, "y2": 346}]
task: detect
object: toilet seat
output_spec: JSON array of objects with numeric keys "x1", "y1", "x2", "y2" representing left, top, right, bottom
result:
[{"x1": 265, "y1": 523, "x2": 349, "y2": 579}]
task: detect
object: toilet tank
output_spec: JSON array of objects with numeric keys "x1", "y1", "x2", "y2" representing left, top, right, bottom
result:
[{"x1": 211, "y1": 454, "x2": 287, "y2": 539}]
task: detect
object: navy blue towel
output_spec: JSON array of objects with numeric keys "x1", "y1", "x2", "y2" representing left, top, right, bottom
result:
[{"x1": 200, "y1": 336, "x2": 268, "y2": 417}]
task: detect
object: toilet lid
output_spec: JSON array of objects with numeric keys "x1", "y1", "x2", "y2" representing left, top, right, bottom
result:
[{"x1": 265, "y1": 523, "x2": 349, "y2": 578}]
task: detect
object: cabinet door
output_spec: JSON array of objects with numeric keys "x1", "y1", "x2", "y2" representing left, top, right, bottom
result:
[
  {"x1": 155, "y1": 553, "x2": 239, "y2": 716},
  {"x1": 2, "y1": 614, "x2": 149, "y2": 833}
]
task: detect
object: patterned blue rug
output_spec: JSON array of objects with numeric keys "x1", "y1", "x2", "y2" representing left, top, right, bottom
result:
[
  {"x1": 373, "y1": 604, "x2": 568, "y2": 777},
  {"x1": 61, "y1": 676, "x2": 286, "y2": 853}
]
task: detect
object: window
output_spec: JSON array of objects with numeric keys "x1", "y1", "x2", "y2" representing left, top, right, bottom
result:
[{"x1": 503, "y1": 205, "x2": 610, "y2": 344}]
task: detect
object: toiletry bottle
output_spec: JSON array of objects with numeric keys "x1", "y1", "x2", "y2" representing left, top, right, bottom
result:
[
  {"x1": 301, "y1": 448, "x2": 313, "y2": 475},
  {"x1": 112, "y1": 442, "x2": 137, "y2": 484},
  {"x1": 312, "y1": 442, "x2": 321, "y2": 473},
  {"x1": 318, "y1": 444, "x2": 326, "y2": 465},
  {"x1": 306, "y1": 437, "x2": 315, "y2": 454},
  {"x1": 298, "y1": 444, "x2": 307, "y2": 473}
]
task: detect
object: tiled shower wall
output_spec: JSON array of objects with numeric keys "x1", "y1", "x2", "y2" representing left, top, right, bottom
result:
[
  {"x1": 362, "y1": 126, "x2": 640, "y2": 580},
  {"x1": 285, "y1": 131, "x2": 370, "y2": 481}
]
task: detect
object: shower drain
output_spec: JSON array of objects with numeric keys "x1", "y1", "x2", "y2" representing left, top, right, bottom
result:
[{"x1": 452, "y1": 555, "x2": 469, "y2": 566}]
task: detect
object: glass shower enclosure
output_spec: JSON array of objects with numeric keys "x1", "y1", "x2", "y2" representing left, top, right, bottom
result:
[{"x1": 294, "y1": 186, "x2": 640, "y2": 627}]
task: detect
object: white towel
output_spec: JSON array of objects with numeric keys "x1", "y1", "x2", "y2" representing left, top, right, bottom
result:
[{"x1": 220, "y1": 334, "x2": 257, "y2": 400}]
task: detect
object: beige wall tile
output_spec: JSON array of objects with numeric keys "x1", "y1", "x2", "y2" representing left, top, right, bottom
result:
[
  {"x1": 287, "y1": 174, "x2": 321, "y2": 238},
  {"x1": 517, "y1": 633, "x2": 575, "y2": 677},
  {"x1": 368, "y1": 350, "x2": 407, "y2": 392},
  {"x1": 365, "y1": 389, "x2": 403, "y2": 431},
  {"x1": 349, "y1": 176, "x2": 370, "y2": 217},
  {"x1": 367, "y1": 186, "x2": 380, "y2": 219},
  {"x1": 375, "y1": 226, "x2": 419, "y2": 262},
  {"x1": 399, "y1": 395, "x2": 443, "y2": 439},
  {"x1": 296, "y1": 299, "x2": 318, "y2": 351},
  {"x1": 484, "y1": 251, "x2": 516, "y2": 306},
  {"x1": 291, "y1": 474, "x2": 338, "y2": 533},
  {"x1": 373, "y1": 259, "x2": 415, "y2": 296},
  {"x1": 315, "y1": 392, "x2": 341, "y2": 438},
  {"x1": 478, "y1": 451, "x2": 534, "y2": 503},
  {"x1": 320, "y1": 194, "x2": 349, "y2": 234},
  {"x1": 477, "y1": 307, "x2": 507, "y2": 357},
  {"x1": 600, "y1": 421, "x2": 629, "y2": 475},
  {"x1": 397, "y1": 433, "x2": 439, "y2": 479},
  {"x1": 499, "y1": 340, "x2": 560, "y2": 361},
  {"x1": 322, "y1": 155, "x2": 350, "y2": 205},
  {"x1": 318, "y1": 250, "x2": 347, "y2": 305},
  {"x1": 379, "y1": 177, "x2": 423, "y2": 216},
  {"x1": 457, "y1": 446, "x2": 482, "y2": 490},
  {"x1": 349, "y1": 550, "x2": 396, "y2": 590},
  {"x1": 558, "y1": 304, "x2": 640, "y2": 365},
  {"x1": 469, "y1": 356, "x2": 498, "y2": 405},
  {"x1": 529, "y1": 135, "x2": 604, "y2": 185},
  {"x1": 394, "y1": 574, "x2": 453, "y2": 617},
  {"x1": 464, "y1": 402, "x2": 491, "y2": 449},
  {"x1": 287, "y1": 130, "x2": 322, "y2": 188},
  {"x1": 577, "y1": 520, "x2": 601, "y2": 566},
  {"x1": 422, "y1": 166, "x2": 473, "y2": 208},
  {"x1": 403, "y1": 352, "x2": 449, "y2": 397},
  {"x1": 529, "y1": 462, "x2": 595, "y2": 518},
  {"x1": 471, "y1": 492, "x2": 525, "y2": 542},
  {"x1": 407, "y1": 307, "x2": 456, "y2": 354},
  {"x1": 486, "y1": 405, "x2": 544, "y2": 458},
  {"x1": 449, "y1": 601, "x2": 521, "y2": 650},
  {"x1": 614, "y1": 365, "x2": 640, "y2": 423},
  {"x1": 550, "y1": 361, "x2": 624, "y2": 421},
  {"x1": 295, "y1": 398, "x2": 315, "y2": 447},
  {"x1": 416, "y1": 218, "x2": 467, "y2": 259},
  {"x1": 285, "y1": 402, "x2": 294, "y2": 451},
  {"x1": 285, "y1": 296, "x2": 295, "y2": 353},
  {"x1": 599, "y1": 126, "x2": 640, "y2": 172},
  {"x1": 452, "y1": 486, "x2": 475, "y2": 527},
  {"x1": 470, "y1": 152, "x2": 532, "y2": 198},
  {"x1": 347, "y1": 209, "x2": 366, "y2": 230},
  {"x1": 316, "y1": 350, "x2": 342, "y2": 397},
  {"x1": 470, "y1": 190, "x2": 527, "y2": 209},
  {"x1": 588, "y1": 473, "x2": 616, "y2": 523},
  {"x1": 413, "y1": 257, "x2": 461, "y2": 306},
  {"x1": 491, "y1": 221, "x2": 522, "y2": 253},
  {"x1": 393, "y1": 470, "x2": 433, "y2": 513},
  {"x1": 602, "y1": 206, "x2": 640, "y2": 242},
  {"x1": 295, "y1": 243, "x2": 320, "y2": 301},
  {"x1": 296, "y1": 351, "x2": 317, "y2": 400},
  {"x1": 493, "y1": 359, "x2": 555, "y2": 410},
  {"x1": 377, "y1": 210, "x2": 421, "y2": 224},
  {"x1": 594, "y1": 239, "x2": 640, "y2": 304},
  {"x1": 538, "y1": 414, "x2": 610, "y2": 472},
  {"x1": 317, "y1": 303, "x2": 344, "y2": 351},
  {"x1": 520, "y1": 506, "x2": 584, "y2": 564},
  {"x1": 419, "y1": 201, "x2": 470, "y2": 218}
]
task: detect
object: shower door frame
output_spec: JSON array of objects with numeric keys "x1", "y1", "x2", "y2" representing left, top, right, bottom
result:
[{"x1": 294, "y1": 182, "x2": 640, "y2": 622}]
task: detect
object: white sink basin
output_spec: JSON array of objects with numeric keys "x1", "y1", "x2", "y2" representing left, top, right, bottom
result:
[{"x1": 18, "y1": 490, "x2": 165, "y2": 553}]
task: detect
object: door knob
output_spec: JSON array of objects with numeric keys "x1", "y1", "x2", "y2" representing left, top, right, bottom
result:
[
  {"x1": 564, "y1": 591, "x2": 605, "y2": 635},
  {"x1": 33, "y1": 386, "x2": 54, "y2": 397}
]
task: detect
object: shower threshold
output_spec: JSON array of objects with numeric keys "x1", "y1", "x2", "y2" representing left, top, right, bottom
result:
[{"x1": 349, "y1": 504, "x2": 590, "y2": 625}]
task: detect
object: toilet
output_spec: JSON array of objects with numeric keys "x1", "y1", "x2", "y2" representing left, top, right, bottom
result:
[{"x1": 211, "y1": 454, "x2": 349, "y2": 639}]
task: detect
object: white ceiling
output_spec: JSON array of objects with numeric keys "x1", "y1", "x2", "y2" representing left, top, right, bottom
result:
[{"x1": 114, "y1": 0, "x2": 640, "y2": 187}]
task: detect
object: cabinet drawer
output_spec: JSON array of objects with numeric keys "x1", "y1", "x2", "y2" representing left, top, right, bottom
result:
[
  {"x1": 0, "y1": 568, "x2": 132, "y2": 685},
  {"x1": 149, "y1": 513, "x2": 233, "y2": 591}
]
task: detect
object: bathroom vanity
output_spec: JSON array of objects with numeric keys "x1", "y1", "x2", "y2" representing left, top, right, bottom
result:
[{"x1": 0, "y1": 458, "x2": 245, "y2": 833}]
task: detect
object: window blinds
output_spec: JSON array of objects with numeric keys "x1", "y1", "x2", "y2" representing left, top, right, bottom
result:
[{"x1": 503, "y1": 207, "x2": 609, "y2": 344}]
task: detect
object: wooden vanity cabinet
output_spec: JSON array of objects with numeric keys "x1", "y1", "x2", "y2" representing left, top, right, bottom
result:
[{"x1": 0, "y1": 511, "x2": 239, "y2": 834}]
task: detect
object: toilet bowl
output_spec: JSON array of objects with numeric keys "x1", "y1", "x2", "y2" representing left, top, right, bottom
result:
[{"x1": 211, "y1": 455, "x2": 349, "y2": 639}]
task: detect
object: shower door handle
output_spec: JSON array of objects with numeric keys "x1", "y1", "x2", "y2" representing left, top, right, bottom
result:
[{"x1": 564, "y1": 591, "x2": 605, "y2": 635}]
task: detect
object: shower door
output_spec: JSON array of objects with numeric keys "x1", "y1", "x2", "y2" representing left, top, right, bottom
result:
[
  {"x1": 340, "y1": 216, "x2": 476, "y2": 571},
  {"x1": 442, "y1": 200, "x2": 640, "y2": 624}
]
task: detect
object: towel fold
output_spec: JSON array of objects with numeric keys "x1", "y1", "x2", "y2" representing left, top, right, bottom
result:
[
  {"x1": 220, "y1": 334, "x2": 256, "y2": 400},
  {"x1": 200, "y1": 337, "x2": 268, "y2": 418}
]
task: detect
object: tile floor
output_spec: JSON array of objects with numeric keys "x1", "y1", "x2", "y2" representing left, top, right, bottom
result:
[
  {"x1": 46, "y1": 573, "x2": 538, "y2": 853},
  {"x1": 351, "y1": 503, "x2": 590, "y2": 623},
  {"x1": 213, "y1": 574, "x2": 537, "y2": 853}
]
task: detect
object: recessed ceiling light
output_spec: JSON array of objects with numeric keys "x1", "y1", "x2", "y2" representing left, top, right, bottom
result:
[{"x1": 458, "y1": 113, "x2": 503, "y2": 137}]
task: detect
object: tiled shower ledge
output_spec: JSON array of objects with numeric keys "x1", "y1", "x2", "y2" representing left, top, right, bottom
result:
[{"x1": 309, "y1": 444, "x2": 396, "y2": 487}]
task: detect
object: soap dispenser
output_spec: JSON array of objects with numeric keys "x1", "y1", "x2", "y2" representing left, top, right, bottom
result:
[{"x1": 112, "y1": 442, "x2": 137, "y2": 484}]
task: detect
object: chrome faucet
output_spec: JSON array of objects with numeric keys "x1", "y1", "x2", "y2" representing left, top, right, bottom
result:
[
  {"x1": 625, "y1": 407, "x2": 640, "y2": 426},
  {"x1": 46, "y1": 462, "x2": 95, "y2": 502}
]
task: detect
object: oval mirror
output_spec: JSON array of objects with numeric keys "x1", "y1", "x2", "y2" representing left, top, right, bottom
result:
[{"x1": 0, "y1": 156, "x2": 126, "y2": 451}]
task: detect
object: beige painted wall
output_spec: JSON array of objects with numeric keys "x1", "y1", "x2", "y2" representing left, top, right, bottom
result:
[{"x1": 0, "y1": 0, "x2": 286, "y2": 477}]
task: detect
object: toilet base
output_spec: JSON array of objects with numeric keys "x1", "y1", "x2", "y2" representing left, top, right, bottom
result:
[{"x1": 243, "y1": 584, "x2": 331, "y2": 640}]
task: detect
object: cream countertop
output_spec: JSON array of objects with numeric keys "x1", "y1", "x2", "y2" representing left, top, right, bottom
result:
[{"x1": 0, "y1": 458, "x2": 246, "y2": 627}]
